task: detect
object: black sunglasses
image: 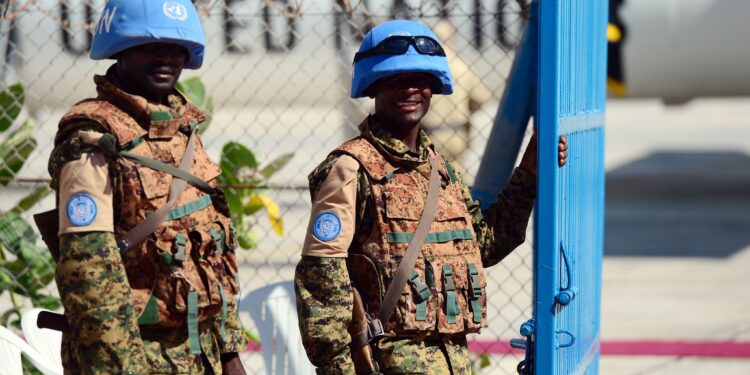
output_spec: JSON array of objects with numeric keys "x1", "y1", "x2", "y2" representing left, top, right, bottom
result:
[{"x1": 353, "y1": 36, "x2": 446, "y2": 63}]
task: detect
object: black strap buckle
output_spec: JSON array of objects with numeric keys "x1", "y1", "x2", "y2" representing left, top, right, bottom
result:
[
  {"x1": 367, "y1": 318, "x2": 385, "y2": 342},
  {"x1": 408, "y1": 272, "x2": 431, "y2": 302}
]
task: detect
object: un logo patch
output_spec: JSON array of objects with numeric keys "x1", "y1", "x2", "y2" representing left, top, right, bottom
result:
[
  {"x1": 313, "y1": 211, "x2": 341, "y2": 242},
  {"x1": 67, "y1": 193, "x2": 98, "y2": 227},
  {"x1": 163, "y1": 1, "x2": 188, "y2": 21}
]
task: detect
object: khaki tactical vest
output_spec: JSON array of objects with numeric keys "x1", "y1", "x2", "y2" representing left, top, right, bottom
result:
[
  {"x1": 55, "y1": 78, "x2": 239, "y2": 329},
  {"x1": 336, "y1": 137, "x2": 488, "y2": 337}
]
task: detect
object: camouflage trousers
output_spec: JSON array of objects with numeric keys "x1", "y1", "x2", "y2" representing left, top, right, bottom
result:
[
  {"x1": 372, "y1": 335, "x2": 472, "y2": 375},
  {"x1": 57, "y1": 233, "x2": 232, "y2": 374}
]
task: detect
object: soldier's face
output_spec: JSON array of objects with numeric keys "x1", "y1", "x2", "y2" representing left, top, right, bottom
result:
[
  {"x1": 116, "y1": 43, "x2": 188, "y2": 102},
  {"x1": 373, "y1": 73, "x2": 433, "y2": 128}
]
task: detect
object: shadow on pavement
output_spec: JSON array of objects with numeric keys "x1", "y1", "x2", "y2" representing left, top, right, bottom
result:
[{"x1": 605, "y1": 151, "x2": 750, "y2": 257}]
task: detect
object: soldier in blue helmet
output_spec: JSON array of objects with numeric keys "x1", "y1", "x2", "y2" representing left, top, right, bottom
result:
[
  {"x1": 44, "y1": 0, "x2": 247, "y2": 373},
  {"x1": 294, "y1": 20, "x2": 567, "y2": 374}
]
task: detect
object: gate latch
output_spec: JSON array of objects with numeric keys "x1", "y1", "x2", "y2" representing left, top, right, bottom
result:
[
  {"x1": 555, "y1": 243, "x2": 577, "y2": 306},
  {"x1": 510, "y1": 318, "x2": 535, "y2": 374}
]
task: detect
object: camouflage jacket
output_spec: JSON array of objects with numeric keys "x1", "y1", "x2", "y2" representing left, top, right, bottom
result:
[
  {"x1": 295, "y1": 116, "x2": 535, "y2": 374},
  {"x1": 49, "y1": 70, "x2": 246, "y2": 374}
]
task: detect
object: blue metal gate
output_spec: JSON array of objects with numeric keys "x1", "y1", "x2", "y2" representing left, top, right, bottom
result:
[
  {"x1": 471, "y1": 1, "x2": 607, "y2": 373},
  {"x1": 535, "y1": 1, "x2": 607, "y2": 374}
]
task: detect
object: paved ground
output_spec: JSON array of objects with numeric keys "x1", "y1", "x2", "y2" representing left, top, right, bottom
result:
[{"x1": 598, "y1": 97, "x2": 750, "y2": 374}]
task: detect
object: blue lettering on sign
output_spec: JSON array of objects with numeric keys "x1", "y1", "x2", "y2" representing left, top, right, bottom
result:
[
  {"x1": 313, "y1": 211, "x2": 341, "y2": 242},
  {"x1": 66, "y1": 193, "x2": 98, "y2": 227}
]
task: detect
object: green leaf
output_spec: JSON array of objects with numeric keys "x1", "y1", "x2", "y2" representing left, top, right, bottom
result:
[
  {"x1": 242, "y1": 327, "x2": 261, "y2": 344},
  {"x1": 11, "y1": 185, "x2": 52, "y2": 214},
  {"x1": 260, "y1": 152, "x2": 294, "y2": 179},
  {"x1": 0, "y1": 267, "x2": 14, "y2": 290},
  {"x1": 22, "y1": 356, "x2": 45, "y2": 375},
  {"x1": 221, "y1": 142, "x2": 258, "y2": 170},
  {"x1": 224, "y1": 189, "x2": 244, "y2": 216},
  {"x1": 33, "y1": 294, "x2": 61, "y2": 310},
  {"x1": 243, "y1": 195, "x2": 265, "y2": 216},
  {"x1": 0, "y1": 119, "x2": 37, "y2": 187},
  {"x1": 479, "y1": 353, "x2": 491, "y2": 368},
  {"x1": 0, "y1": 212, "x2": 36, "y2": 255},
  {"x1": 0, "y1": 84, "x2": 24, "y2": 132},
  {"x1": 175, "y1": 77, "x2": 206, "y2": 107},
  {"x1": 237, "y1": 230, "x2": 258, "y2": 250},
  {"x1": 204, "y1": 97, "x2": 214, "y2": 117}
]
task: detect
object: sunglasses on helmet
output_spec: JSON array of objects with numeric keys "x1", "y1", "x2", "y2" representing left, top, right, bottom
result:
[{"x1": 353, "y1": 36, "x2": 446, "y2": 63}]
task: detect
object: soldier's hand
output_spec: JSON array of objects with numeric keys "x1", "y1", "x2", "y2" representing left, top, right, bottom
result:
[
  {"x1": 220, "y1": 352, "x2": 247, "y2": 375},
  {"x1": 558, "y1": 135, "x2": 568, "y2": 167},
  {"x1": 519, "y1": 131, "x2": 568, "y2": 175}
]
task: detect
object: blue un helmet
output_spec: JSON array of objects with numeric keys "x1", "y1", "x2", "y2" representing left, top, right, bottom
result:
[
  {"x1": 351, "y1": 20, "x2": 453, "y2": 98},
  {"x1": 90, "y1": 0, "x2": 206, "y2": 69}
]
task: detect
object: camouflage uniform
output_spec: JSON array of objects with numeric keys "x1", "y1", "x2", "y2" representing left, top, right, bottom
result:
[
  {"x1": 49, "y1": 69, "x2": 246, "y2": 374},
  {"x1": 295, "y1": 116, "x2": 535, "y2": 374}
]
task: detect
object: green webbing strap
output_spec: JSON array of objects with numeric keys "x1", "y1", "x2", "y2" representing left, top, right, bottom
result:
[
  {"x1": 443, "y1": 265, "x2": 458, "y2": 324},
  {"x1": 167, "y1": 195, "x2": 213, "y2": 220},
  {"x1": 408, "y1": 272, "x2": 430, "y2": 321},
  {"x1": 444, "y1": 159, "x2": 458, "y2": 182},
  {"x1": 150, "y1": 111, "x2": 172, "y2": 121},
  {"x1": 218, "y1": 284, "x2": 228, "y2": 338},
  {"x1": 187, "y1": 291, "x2": 201, "y2": 355},
  {"x1": 386, "y1": 229, "x2": 474, "y2": 243},
  {"x1": 174, "y1": 234, "x2": 187, "y2": 263},
  {"x1": 119, "y1": 150, "x2": 214, "y2": 194},
  {"x1": 137, "y1": 295, "x2": 159, "y2": 325},
  {"x1": 383, "y1": 170, "x2": 395, "y2": 182},
  {"x1": 425, "y1": 261, "x2": 435, "y2": 288},
  {"x1": 210, "y1": 228, "x2": 224, "y2": 256},
  {"x1": 121, "y1": 136, "x2": 144, "y2": 151},
  {"x1": 468, "y1": 263, "x2": 483, "y2": 324}
]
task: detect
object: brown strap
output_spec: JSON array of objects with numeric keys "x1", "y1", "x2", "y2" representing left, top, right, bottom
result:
[
  {"x1": 376, "y1": 157, "x2": 441, "y2": 326},
  {"x1": 116, "y1": 130, "x2": 198, "y2": 253}
]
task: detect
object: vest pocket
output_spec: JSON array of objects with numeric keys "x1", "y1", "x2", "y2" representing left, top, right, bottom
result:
[
  {"x1": 436, "y1": 262, "x2": 466, "y2": 333},
  {"x1": 428, "y1": 257, "x2": 487, "y2": 334},
  {"x1": 134, "y1": 142, "x2": 174, "y2": 199},
  {"x1": 464, "y1": 263, "x2": 487, "y2": 333},
  {"x1": 394, "y1": 267, "x2": 437, "y2": 333}
]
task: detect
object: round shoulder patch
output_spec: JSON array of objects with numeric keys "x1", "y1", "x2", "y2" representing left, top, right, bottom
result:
[
  {"x1": 66, "y1": 193, "x2": 98, "y2": 226},
  {"x1": 312, "y1": 211, "x2": 341, "y2": 242}
]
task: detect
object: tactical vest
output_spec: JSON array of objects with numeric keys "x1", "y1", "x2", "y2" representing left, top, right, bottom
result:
[
  {"x1": 55, "y1": 86, "x2": 239, "y2": 330},
  {"x1": 337, "y1": 138, "x2": 488, "y2": 337}
]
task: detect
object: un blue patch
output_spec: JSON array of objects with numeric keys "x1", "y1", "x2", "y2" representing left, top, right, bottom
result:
[
  {"x1": 313, "y1": 211, "x2": 341, "y2": 242},
  {"x1": 67, "y1": 193, "x2": 97, "y2": 226}
]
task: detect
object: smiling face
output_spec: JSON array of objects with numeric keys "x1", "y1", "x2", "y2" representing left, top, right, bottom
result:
[
  {"x1": 114, "y1": 42, "x2": 188, "y2": 104},
  {"x1": 372, "y1": 73, "x2": 434, "y2": 129}
]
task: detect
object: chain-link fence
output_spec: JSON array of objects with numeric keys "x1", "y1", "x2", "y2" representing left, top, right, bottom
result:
[{"x1": 0, "y1": 0, "x2": 534, "y2": 373}]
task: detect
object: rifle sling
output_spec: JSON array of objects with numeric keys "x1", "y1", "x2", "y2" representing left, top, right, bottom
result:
[
  {"x1": 116, "y1": 130, "x2": 199, "y2": 253},
  {"x1": 119, "y1": 150, "x2": 214, "y2": 195}
]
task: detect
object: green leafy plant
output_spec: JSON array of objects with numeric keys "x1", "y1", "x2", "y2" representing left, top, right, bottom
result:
[
  {"x1": 470, "y1": 352, "x2": 492, "y2": 374},
  {"x1": 178, "y1": 77, "x2": 294, "y2": 250},
  {"x1": 0, "y1": 84, "x2": 56, "y2": 327},
  {"x1": 175, "y1": 77, "x2": 214, "y2": 134},
  {"x1": 217, "y1": 142, "x2": 293, "y2": 249}
]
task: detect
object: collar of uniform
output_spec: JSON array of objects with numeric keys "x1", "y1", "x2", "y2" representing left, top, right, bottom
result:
[
  {"x1": 359, "y1": 116, "x2": 450, "y2": 182},
  {"x1": 94, "y1": 66, "x2": 207, "y2": 139},
  {"x1": 360, "y1": 115, "x2": 434, "y2": 165}
]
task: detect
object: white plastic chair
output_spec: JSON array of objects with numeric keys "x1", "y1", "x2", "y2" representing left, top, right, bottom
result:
[
  {"x1": 0, "y1": 325, "x2": 63, "y2": 375},
  {"x1": 239, "y1": 281, "x2": 315, "y2": 375},
  {"x1": 21, "y1": 308, "x2": 63, "y2": 369}
]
